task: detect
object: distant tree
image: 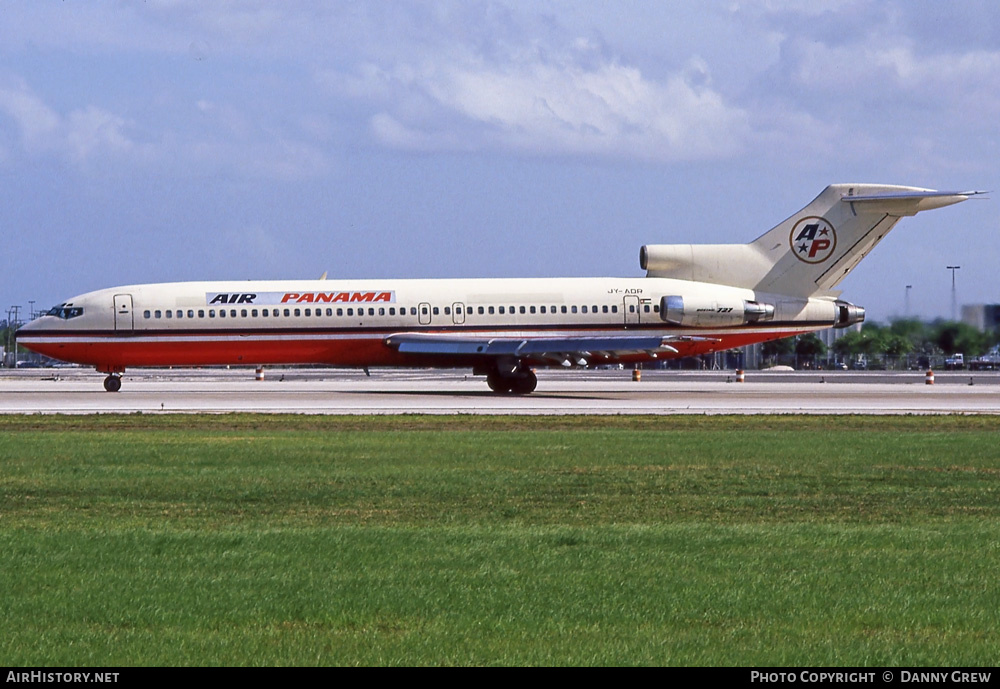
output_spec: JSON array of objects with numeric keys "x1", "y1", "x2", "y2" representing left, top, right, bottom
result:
[
  {"x1": 761, "y1": 336, "x2": 795, "y2": 365},
  {"x1": 832, "y1": 330, "x2": 866, "y2": 358},
  {"x1": 933, "y1": 321, "x2": 989, "y2": 357},
  {"x1": 890, "y1": 318, "x2": 928, "y2": 345},
  {"x1": 794, "y1": 333, "x2": 826, "y2": 368},
  {"x1": 882, "y1": 333, "x2": 913, "y2": 358}
]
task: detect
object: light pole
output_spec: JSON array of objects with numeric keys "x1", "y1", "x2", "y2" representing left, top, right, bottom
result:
[
  {"x1": 6, "y1": 305, "x2": 20, "y2": 367},
  {"x1": 946, "y1": 266, "x2": 961, "y2": 321},
  {"x1": 905, "y1": 285, "x2": 912, "y2": 318}
]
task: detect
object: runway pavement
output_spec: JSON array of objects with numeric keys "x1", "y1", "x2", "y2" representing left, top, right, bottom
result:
[{"x1": 1, "y1": 367, "x2": 999, "y2": 415}]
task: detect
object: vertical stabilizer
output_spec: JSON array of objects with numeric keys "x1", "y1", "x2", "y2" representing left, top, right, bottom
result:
[{"x1": 641, "y1": 184, "x2": 980, "y2": 298}]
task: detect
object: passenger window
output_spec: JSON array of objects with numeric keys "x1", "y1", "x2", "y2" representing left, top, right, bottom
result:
[
  {"x1": 230, "y1": 309, "x2": 237, "y2": 318},
  {"x1": 643, "y1": 305, "x2": 650, "y2": 313},
  {"x1": 188, "y1": 310, "x2": 195, "y2": 318},
  {"x1": 337, "y1": 308, "x2": 344, "y2": 316},
  {"x1": 540, "y1": 306, "x2": 546, "y2": 314},
  {"x1": 488, "y1": 306, "x2": 495, "y2": 314},
  {"x1": 444, "y1": 306, "x2": 451, "y2": 315},
  {"x1": 241, "y1": 309, "x2": 248, "y2": 317},
  {"x1": 294, "y1": 309, "x2": 301, "y2": 317},
  {"x1": 165, "y1": 310, "x2": 172, "y2": 319},
  {"x1": 369, "y1": 308, "x2": 375, "y2": 316},
  {"x1": 561, "y1": 306, "x2": 567, "y2": 314},
  {"x1": 530, "y1": 306, "x2": 536, "y2": 314},
  {"x1": 389, "y1": 307, "x2": 395, "y2": 316},
  {"x1": 379, "y1": 308, "x2": 385, "y2": 316},
  {"x1": 219, "y1": 310, "x2": 225, "y2": 318},
  {"x1": 478, "y1": 306, "x2": 485, "y2": 315},
  {"x1": 602, "y1": 305, "x2": 609, "y2": 313},
  {"x1": 582, "y1": 306, "x2": 588, "y2": 314},
  {"x1": 198, "y1": 310, "x2": 205, "y2": 318},
  {"x1": 612, "y1": 305, "x2": 618, "y2": 313},
  {"x1": 410, "y1": 307, "x2": 417, "y2": 316},
  {"x1": 326, "y1": 308, "x2": 333, "y2": 316},
  {"x1": 143, "y1": 310, "x2": 151, "y2": 319},
  {"x1": 347, "y1": 308, "x2": 354, "y2": 316},
  {"x1": 499, "y1": 306, "x2": 505, "y2": 314},
  {"x1": 304, "y1": 308, "x2": 311, "y2": 317},
  {"x1": 571, "y1": 306, "x2": 578, "y2": 314},
  {"x1": 432, "y1": 307, "x2": 439, "y2": 315},
  {"x1": 209, "y1": 310, "x2": 215, "y2": 318},
  {"x1": 284, "y1": 309, "x2": 290, "y2": 317},
  {"x1": 251, "y1": 309, "x2": 258, "y2": 317},
  {"x1": 519, "y1": 306, "x2": 526, "y2": 314}
]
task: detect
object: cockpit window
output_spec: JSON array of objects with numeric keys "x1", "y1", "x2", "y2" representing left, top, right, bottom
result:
[{"x1": 46, "y1": 304, "x2": 84, "y2": 319}]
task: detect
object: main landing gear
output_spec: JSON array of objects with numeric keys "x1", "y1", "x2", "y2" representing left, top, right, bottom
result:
[
  {"x1": 103, "y1": 373, "x2": 122, "y2": 392},
  {"x1": 485, "y1": 367, "x2": 537, "y2": 395}
]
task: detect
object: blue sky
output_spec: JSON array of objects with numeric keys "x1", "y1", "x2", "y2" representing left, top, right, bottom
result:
[{"x1": 1, "y1": 0, "x2": 997, "y2": 323}]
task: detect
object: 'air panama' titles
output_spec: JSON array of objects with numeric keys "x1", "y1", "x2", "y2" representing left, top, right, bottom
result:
[{"x1": 207, "y1": 291, "x2": 395, "y2": 305}]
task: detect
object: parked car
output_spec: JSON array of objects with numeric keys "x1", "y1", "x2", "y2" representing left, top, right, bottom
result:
[{"x1": 944, "y1": 353, "x2": 965, "y2": 370}]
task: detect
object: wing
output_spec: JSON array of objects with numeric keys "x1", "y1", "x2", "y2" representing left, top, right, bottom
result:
[{"x1": 384, "y1": 332, "x2": 688, "y2": 367}]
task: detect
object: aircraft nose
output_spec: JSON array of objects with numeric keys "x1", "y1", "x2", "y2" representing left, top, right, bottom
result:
[
  {"x1": 15, "y1": 312, "x2": 53, "y2": 336},
  {"x1": 17, "y1": 317, "x2": 40, "y2": 333}
]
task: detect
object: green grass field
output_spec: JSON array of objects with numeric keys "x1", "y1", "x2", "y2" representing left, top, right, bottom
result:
[{"x1": 1, "y1": 415, "x2": 998, "y2": 666}]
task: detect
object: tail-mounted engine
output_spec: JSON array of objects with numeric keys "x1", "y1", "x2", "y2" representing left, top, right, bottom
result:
[
  {"x1": 660, "y1": 295, "x2": 775, "y2": 328},
  {"x1": 834, "y1": 301, "x2": 865, "y2": 328}
]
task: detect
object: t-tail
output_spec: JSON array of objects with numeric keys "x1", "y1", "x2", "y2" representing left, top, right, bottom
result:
[{"x1": 640, "y1": 184, "x2": 984, "y2": 299}]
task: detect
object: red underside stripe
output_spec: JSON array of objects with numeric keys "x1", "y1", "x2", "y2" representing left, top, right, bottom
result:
[{"x1": 19, "y1": 329, "x2": 802, "y2": 370}]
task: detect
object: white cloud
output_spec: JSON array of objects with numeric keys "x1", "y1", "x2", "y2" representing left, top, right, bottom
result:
[
  {"x1": 339, "y1": 51, "x2": 750, "y2": 161},
  {"x1": 65, "y1": 107, "x2": 134, "y2": 162},
  {"x1": 189, "y1": 98, "x2": 331, "y2": 180},
  {"x1": 0, "y1": 80, "x2": 136, "y2": 164},
  {"x1": 791, "y1": 38, "x2": 1000, "y2": 102},
  {"x1": 0, "y1": 82, "x2": 61, "y2": 153}
]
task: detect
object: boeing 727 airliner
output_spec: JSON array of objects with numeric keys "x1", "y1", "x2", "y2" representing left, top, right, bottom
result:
[{"x1": 17, "y1": 184, "x2": 982, "y2": 392}]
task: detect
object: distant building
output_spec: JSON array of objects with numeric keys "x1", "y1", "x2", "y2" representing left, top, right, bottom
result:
[{"x1": 961, "y1": 304, "x2": 1000, "y2": 332}]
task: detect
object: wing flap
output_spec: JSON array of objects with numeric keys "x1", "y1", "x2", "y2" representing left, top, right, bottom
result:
[{"x1": 384, "y1": 333, "x2": 680, "y2": 361}]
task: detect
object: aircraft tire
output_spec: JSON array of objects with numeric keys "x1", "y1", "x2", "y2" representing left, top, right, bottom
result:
[
  {"x1": 103, "y1": 375, "x2": 122, "y2": 393},
  {"x1": 509, "y1": 370, "x2": 537, "y2": 395},
  {"x1": 486, "y1": 372, "x2": 512, "y2": 393}
]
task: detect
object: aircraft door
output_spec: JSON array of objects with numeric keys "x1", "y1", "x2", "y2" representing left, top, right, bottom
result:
[
  {"x1": 418, "y1": 302, "x2": 432, "y2": 325},
  {"x1": 623, "y1": 295, "x2": 640, "y2": 327},
  {"x1": 452, "y1": 302, "x2": 466, "y2": 325},
  {"x1": 114, "y1": 294, "x2": 134, "y2": 331}
]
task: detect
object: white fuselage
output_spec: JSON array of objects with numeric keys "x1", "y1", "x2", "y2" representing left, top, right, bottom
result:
[{"x1": 17, "y1": 276, "x2": 836, "y2": 372}]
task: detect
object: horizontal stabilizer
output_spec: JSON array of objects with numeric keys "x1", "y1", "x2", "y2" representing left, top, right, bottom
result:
[{"x1": 840, "y1": 189, "x2": 987, "y2": 215}]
